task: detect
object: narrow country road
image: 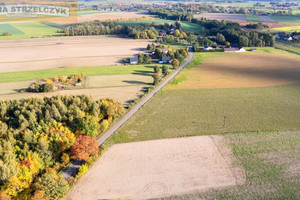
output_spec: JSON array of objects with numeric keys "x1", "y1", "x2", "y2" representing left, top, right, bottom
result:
[{"x1": 63, "y1": 50, "x2": 194, "y2": 179}]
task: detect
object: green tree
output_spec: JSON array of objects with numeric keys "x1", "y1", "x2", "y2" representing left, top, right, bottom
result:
[
  {"x1": 171, "y1": 59, "x2": 180, "y2": 69},
  {"x1": 162, "y1": 66, "x2": 169, "y2": 76}
]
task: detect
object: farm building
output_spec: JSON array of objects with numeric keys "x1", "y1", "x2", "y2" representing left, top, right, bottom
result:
[
  {"x1": 159, "y1": 56, "x2": 171, "y2": 64},
  {"x1": 276, "y1": 34, "x2": 293, "y2": 41},
  {"x1": 130, "y1": 56, "x2": 138, "y2": 64},
  {"x1": 203, "y1": 45, "x2": 214, "y2": 51},
  {"x1": 224, "y1": 47, "x2": 246, "y2": 52}
]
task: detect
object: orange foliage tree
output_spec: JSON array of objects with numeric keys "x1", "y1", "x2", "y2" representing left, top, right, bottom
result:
[{"x1": 71, "y1": 135, "x2": 99, "y2": 160}]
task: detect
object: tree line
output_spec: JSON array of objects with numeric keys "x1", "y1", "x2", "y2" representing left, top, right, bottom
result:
[{"x1": 64, "y1": 21, "x2": 158, "y2": 39}]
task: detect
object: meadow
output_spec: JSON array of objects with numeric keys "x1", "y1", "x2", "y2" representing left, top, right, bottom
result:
[
  {"x1": 275, "y1": 42, "x2": 300, "y2": 55},
  {"x1": 0, "y1": 64, "x2": 162, "y2": 83},
  {"x1": 246, "y1": 15, "x2": 261, "y2": 21},
  {"x1": 270, "y1": 15, "x2": 300, "y2": 24},
  {"x1": 0, "y1": 21, "x2": 63, "y2": 39}
]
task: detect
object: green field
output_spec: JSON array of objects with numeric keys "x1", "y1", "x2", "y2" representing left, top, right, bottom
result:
[
  {"x1": 270, "y1": 15, "x2": 300, "y2": 24},
  {"x1": 275, "y1": 42, "x2": 300, "y2": 55},
  {"x1": 0, "y1": 24, "x2": 24, "y2": 35},
  {"x1": 246, "y1": 15, "x2": 261, "y2": 21},
  {"x1": 272, "y1": 25, "x2": 300, "y2": 32},
  {"x1": 0, "y1": 64, "x2": 169, "y2": 83},
  {"x1": 111, "y1": 84, "x2": 300, "y2": 143},
  {"x1": 77, "y1": 10, "x2": 112, "y2": 16},
  {"x1": 0, "y1": 22, "x2": 64, "y2": 39},
  {"x1": 117, "y1": 20, "x2": 205, "y2": 33}
]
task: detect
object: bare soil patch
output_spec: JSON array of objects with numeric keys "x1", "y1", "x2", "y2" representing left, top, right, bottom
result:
[
  {"x1": 0, "y1": 85, "x2": 146, "y2": 105},
  {"x1": 0, "y1": 36, "x2": 151, "y2": 73},
  {"x1": 76, "y1": 12, "x2": 150, "y2": 23},
  {"x1": 66, "y1": 136, "x2": 244, "y2": 200},
  {"x1": 166, "y1": 51, "x2": 300, "y2": 90}
]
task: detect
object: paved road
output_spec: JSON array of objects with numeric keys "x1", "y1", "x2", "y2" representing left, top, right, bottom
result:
[{"x1": 63, "y1": 51, "x2": 194, "y2": 179}]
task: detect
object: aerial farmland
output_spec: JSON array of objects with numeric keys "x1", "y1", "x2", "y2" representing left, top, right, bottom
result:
[{"x1": 0, "y1": 1, "x2": 299, "y2": 200}]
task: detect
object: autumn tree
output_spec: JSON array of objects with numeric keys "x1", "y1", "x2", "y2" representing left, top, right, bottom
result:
[
  {"x1": 171, "y1": 59, "x2": 180, "y2": 69},
  {"x1": 71, "y1": 135, "x2": 99, "y2": 160}
]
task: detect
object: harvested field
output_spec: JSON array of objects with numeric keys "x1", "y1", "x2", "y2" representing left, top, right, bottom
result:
[
  {"x1": 0, "y1": 36, "x2": 151, "y2": 73},
  {"x1": 66, "y1": 136, "x2": 244, "y2": 200},
  {"x1": 61, "y1": 12, "x2": 150, "y2": 24},
  {"x1": 165, "y1": 51, "x2": 300, "y2": 90},
  {"x1": 195, "y1": 13, "x2": 247, "y2": 22},
  {"x1": 0, "y1": 85, "x2": 146, "y2": 105}
]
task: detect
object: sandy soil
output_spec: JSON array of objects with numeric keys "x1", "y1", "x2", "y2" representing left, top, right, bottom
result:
[
  {"x1": 0, "y1": 36, "x2": 151, "y2": 73},
  {"x1": 0, "y1": 85, "x2": 147, "y2": 105},
  {"x1": 66, "y1": 136, "x2": 245, "y2": 200},
  {"x1": 166, "y1": 51, "x2": 300, "y2": 90}
]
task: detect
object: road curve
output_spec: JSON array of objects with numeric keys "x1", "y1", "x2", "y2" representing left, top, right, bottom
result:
[{"x1": 63, "y1": 51, "x2": 194, "y2": 179}]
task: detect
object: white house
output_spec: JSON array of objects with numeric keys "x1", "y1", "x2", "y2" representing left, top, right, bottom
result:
[{"x1": 203, "y1": 45, "x2": 214, "y2": 51}]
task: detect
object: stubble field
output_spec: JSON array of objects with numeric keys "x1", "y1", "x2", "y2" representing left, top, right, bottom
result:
[
  {"x1": 0, "y1": 35, "x2": 151, "y2": 73},
  {"x1": 67, "y1": 136, "x2": 245, "y2": 200},
  {"x1": 166, "y1": 51, "x2": 300, "y2": 90}
]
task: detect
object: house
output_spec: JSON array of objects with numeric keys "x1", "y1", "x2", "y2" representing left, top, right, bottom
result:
[
  {"x1": 292, "y1": 35, "x2": 300, "y2": 40},
  {"x1": 224, "y1": 47, "x2": 246, "y2": 52},
  {"x1": 276, "y1": 34, "x2": 293, "y2": 41},
  {"x1": 159, "y1": 56, "x2": 171, "y2": 64},
  {"x1": 130, "y1": 56, "x2": 138, "y2": 64},
  {"x1": 203, "y1": 45, "x2": 213, "y2": 51},
  {"x1": 161, "y1": 48, "x2": 169, "y2": 54}
]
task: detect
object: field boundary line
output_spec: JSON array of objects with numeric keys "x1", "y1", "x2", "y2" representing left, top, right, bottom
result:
[{"x1": 62, "y1": 49, "x2": 194, "y2": 179}]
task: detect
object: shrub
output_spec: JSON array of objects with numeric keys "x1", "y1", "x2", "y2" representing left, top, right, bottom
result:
[
  {"x1": 76, "y1": 163, "x2": 89, "y2": 178},
  {"x1": 61, "y1": 153, "x2": 70, "y2": 165},
  {"x1": 153, "y1": 73, "x2": 162, "y2": 85},
  {"x1": 162, "y1": 66, "x2": 169, "y2": 76},
  {"x1": 154, "y1": 65, "x2": 160, "y2": 73},
  {"x1": 30, "y1": 190, "x2": 49, "y2": 200},
  {"x1": 42, "y1": 83, "x2": 54, "y2": 92},
  {"x1": 36, "y1": 169, "x2": 69, "y2": 200},
  {"x1": 71, "y1": 135, "x2": 99, "y2": 161},
  {"x1": 171, "y1": 59, "x2": 180, "y2": 69}
]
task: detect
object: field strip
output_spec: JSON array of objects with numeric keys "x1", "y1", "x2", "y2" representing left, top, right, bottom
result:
[
  {"x1": 65, "y1": 136, "x2": 245, "y2": 200},
  {"x1": 0, "y1": 54, "x2": 135, "y2": 64}
]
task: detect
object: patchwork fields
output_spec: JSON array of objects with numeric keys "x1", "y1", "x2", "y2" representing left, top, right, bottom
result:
[
  {"x1": 195, "y1": 13, "x2": 300, "y2": 25},
  {"x1": 0, "y1": 21, "x2": 64, "y2": 39}
]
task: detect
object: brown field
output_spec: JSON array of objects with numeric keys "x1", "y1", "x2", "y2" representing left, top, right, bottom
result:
[
  {"x1": 0, "y1": 74, "x2": 152, "y2": 105},
  {"x1": 66, "y1": 136, "x2": 245, "y2": 200},
  {"x1": 76, "y1": 12, "x2": 150, "y2": 23},
  {"x1": 166, "y1": 51, "x2": 300, "y2": 90},
  {"x1": 0, "y1": 36, "x2": 151, "y2": 73}
]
